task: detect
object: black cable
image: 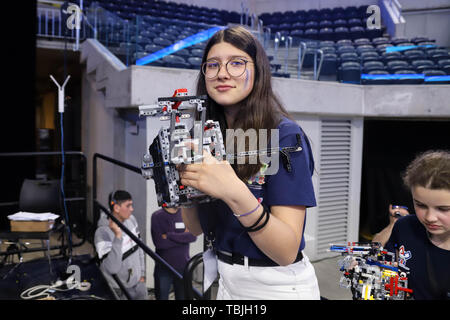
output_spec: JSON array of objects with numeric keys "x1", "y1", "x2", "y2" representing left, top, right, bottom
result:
[{"x1": 60, "y1": 5, "x2": 73, "y2": 267}]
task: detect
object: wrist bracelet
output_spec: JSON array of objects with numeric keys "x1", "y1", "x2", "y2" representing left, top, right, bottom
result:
[
  {"x1": 239, "y1": 203, "x2": 270, "y2": 232},
  {"x1": 247, "y1": 208, "x2": 270, "y2": 233},
  {"x1": 233, "y1": 203, "x2": 261, "y2": 217}
]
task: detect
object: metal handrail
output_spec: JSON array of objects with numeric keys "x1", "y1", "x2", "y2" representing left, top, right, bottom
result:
[
  {"x1": 314, "y1": 49, "x2": 324, "y2": 80},
  {"x1": 297, "y1": 41, "x2": 307, "y2": 78},
  {"x1": 183, "y1": 252, "x2": 208, "y2": 300},
  {"x1": 284, "y1": 36, "x2": 293, "y2": 74}
]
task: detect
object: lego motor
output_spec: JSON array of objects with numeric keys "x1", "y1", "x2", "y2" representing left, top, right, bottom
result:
[{"x1": 329, "y1": 242, "x2": 413, "y2": 300}]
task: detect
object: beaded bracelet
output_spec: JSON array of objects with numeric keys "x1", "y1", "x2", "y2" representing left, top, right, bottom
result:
[{"x1": 233, "y1": 202, "x2": 261, "y2": 217}]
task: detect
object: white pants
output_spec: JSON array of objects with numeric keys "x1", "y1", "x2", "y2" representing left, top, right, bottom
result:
[{"x1": 216, "y1": 253, "x2": 320, "y2": 300}]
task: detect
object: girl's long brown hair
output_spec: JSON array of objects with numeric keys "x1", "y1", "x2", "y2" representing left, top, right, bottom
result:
[{"x1": 196, "y1": 26, "x2": 292, "y2": 181}]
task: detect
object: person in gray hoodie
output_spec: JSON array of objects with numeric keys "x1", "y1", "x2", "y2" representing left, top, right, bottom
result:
[{"x1": 94, "y1": 190, "x2": 148, "y2": 300}]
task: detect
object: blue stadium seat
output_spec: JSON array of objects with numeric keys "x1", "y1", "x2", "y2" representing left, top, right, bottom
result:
[
  {"x1": 290, "y1": 29, "x2": 304, "y2": 38},
  {"x1": 372, "y1": 37, "x2": 390, "y2": 46},
  {"x1": 339, "y1": 61, "x2": 361, "y2": 83},
  {"x1": 339, "y1": 52, "x2": 359, "y2": 63},
  {"x1": 354, "y1": 38, "x2": 371, "y2": 46},
  {"x1": 422, "y1": 69, "x2": 446, "y2": 77},
  {"x1": 320, "y1": 40, "x2": 335, "y2": 48},
  {"x1": 437, "y1": 59, "x2": 450, "y2": 74},
  {"x1": 347, "y1": 18, "x2": 362, "y2": 27},
  {"x1": 333, "y1": 27, "x2": 350, "y2": 41},
  {"x1": 411, "y1": 36, "x2": 435, "y2": 44},
  {"x1": 392, "y1": 71, "x2": 425, "y2": 84},
  {"x1": 279, "y1": 23, "x2": 291, "y2": 32},
  {"x1": 304, "y1": 28, "x2": 319, "y2": 39},
  {"x1": 381, "y1": 51, "x2": 403, "y2": 63},
  {"x1": 391, "y1": 38, "x2": 410, "y2": 46},
  {"x1": 190, "y1": 48, "x2": 204, "y2": 58},
  {"x1": 387, "y1": 60, "x2": 410, "y2": 73},
  {"x1": 320, "y1": 46, "x2": 336, "y2": 54},
  {"x1": 140, "y1": 30, "x2": 158, "y2": 40},
  {"x1": 333, "y1": 19, "x2": 347, "y2": 28},
  {"x1": 411, "y1": 59, "x2": 436, "y2": 72},
  {"x1": 133, "y1": 51, "x2": 148, "y2": 62},
  {"x1": 319, "y1": 28, "x2": 334, "y2": 41},
  {"x1": 337, "y1": 45, "x2": 356, "y2": 55},
  {"x1": 130, "y1": 35, "x2": 152, "y2": 45},
  {"x1": 174, "y1": 48, "x2": 190, "y2": 59},
  {"x1": 153, "y1": 37, "x2": 172, "y2": 47},
  {"x1": 376, "y1": 43, "x2": 394, "y2": 54},
  {"x1": 159, "y1": 32, "x2": 177, "y2": 42},
  {"x1": 144, "y1": 44, "x2": 164, "y2": 53},
  {"x1": 363, "y1": 60, "x2": 385, "y2": 73},
  {"x1": 191, "y1": 42, "x2": 207, "y2": 50},
  {"x1": 305, "y1": 21, "x2": 319, "y2": 29},
  {"x1": 336, "y1": 39, "x2": 353, "y2": 47},
  {"x1": 163, "y1": 54, "x2": 190, "y2": 69},
  {"x1": 361, "y1": 51, "x2": 381, "y2": 62},
  {"x1": 319, "y1": 53, "x2": 338, "y2": 79},
  {"x1": 187, "y1": 57, "x2": 202, "y2": 69},
  {"x1": 427, "y1": 48, "x2": 450, "y2": 63},
  {"x1": 349, "y1": 26, "x2": 365, "y2": 40},
  {"x1": 424, "y1": 74, "x2": 450, "y2": 84},
  {"x1": 356, "y1": 44, "x2": 375, "y2": 54},
  {"x1": 403, "y1": 49, "x2": 426, "y2": 62},
  {"x1": 319, "y1": 20, "x2": 333, "y2": 28},
  {"x1": 291, "y1": 21, "x2": 305, "y2": 29},
  {"x1": 361, "y1": 70, "x2": 392, "y2": 84}
]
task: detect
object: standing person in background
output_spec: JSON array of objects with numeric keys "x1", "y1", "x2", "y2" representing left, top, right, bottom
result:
[
  {"x1": 94, "y1": 190, "x2": 148, "y2": 300},
  {"x1": 151, "y1": 206, "x2": 197, "y2": 300}
]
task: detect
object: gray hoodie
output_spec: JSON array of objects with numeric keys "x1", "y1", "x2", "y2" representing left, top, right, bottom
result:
[{"x1": 94, "y1": 213, "x2": 145, "y2": 289}]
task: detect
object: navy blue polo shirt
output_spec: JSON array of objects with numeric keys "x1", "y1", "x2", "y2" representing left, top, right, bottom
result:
[
  {"x1": 385, "y1": 215, "x2": 450, "y2": 300},
  {"x1": 197, "y1": 117, "x2": 316, "y2": 261}
]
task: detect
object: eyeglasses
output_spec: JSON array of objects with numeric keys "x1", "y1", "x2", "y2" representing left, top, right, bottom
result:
[{"x1": 201, "y1": 58, "x2": 253, "y2": 79}]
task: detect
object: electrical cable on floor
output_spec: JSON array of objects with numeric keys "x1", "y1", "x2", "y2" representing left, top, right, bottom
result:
[{"x1": 20, "y1": 278, "x2": 92, "y2": 300}]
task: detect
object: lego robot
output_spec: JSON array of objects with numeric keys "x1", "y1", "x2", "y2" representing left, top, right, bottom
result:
[
  {"x1": 329, "y1": 242, "x2": 413, "y2": 300},
  {"x1": 139, "y1": 89, "x2": 226, "y2": 208}
]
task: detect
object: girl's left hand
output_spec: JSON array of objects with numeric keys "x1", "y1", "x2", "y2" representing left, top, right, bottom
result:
[{"x1": 178, "y1": 150, "x2": 241, "y2": 201}]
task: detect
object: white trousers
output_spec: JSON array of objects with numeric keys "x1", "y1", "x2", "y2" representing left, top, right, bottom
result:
[{"x1": 216, "y1": 253, "x2": 320, "y2": 300}]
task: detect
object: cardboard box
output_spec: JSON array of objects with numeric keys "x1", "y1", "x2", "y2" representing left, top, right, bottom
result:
[{"x1": 10, "y1": 220, "x2": 55, "y2": 232}]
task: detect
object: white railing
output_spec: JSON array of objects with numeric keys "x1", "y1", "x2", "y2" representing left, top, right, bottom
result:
[{"x1": 37, "y1": 0, "x2": 97, "y2": 50}]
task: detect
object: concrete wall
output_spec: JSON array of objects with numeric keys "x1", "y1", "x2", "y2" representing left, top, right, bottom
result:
[{"x1": 401, "y1": 7, "x2": 450, "y2": 47}]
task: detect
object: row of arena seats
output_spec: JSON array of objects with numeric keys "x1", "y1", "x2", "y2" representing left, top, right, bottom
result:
[
  {"x1": 283, "y1": 25, "x2": 383, "y2": 42},
  {"x1": 260, "y1": 5, "x2": 372, "y2": 25},
  {"x1": 79, "y1": 2, "x2": 450, "y2": 84},
  {"x1": 312, "y1": 40, "x2": 450, "y2": 83},
  {"x1": 87, "y1": 0, "x2": 238, "y2": 26},
  {"x1": 260, "y1": 5, "x2": 384, "y2": 40}
]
